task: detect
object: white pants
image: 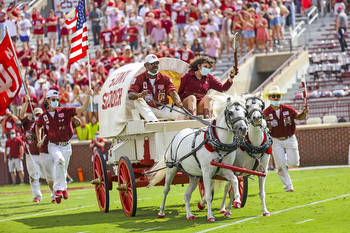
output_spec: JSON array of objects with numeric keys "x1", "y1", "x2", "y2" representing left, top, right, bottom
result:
[
  {"x1": 272, "y1": 135, "x2": 300, "y2": 191},
  {"x1": 8, "y1": 158, "x2": 23, "y2": 173},
  {"x1": 134, "y1": 99, "x2": 182, "y2": 121},
  {"x1": 40, "y1": 152, "x2": 55, "y2": 200},
  {"x1": 25, "y1": 154, "x2": 43, "y2": 199},
  {"x1": 48, "y1": 142, "x2": 72, "y2": 192}
]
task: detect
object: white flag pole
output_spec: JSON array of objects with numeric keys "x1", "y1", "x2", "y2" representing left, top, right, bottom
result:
[
  {"x1": 84, "y1": 0, "x2": 93, "y2": 111},
  {"x1": 6, "y1": 26, "x2": 35, "y2": 116}
]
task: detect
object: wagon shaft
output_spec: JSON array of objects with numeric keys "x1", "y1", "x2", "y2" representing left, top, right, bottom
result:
[{"x1": 210, "y1": 161, "x2": 266, "y2": 177}]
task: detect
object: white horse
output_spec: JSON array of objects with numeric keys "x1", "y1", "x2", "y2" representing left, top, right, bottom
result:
[
  {"x1": 217, "y1": 96, "x2": 272, "y2": 216},
  {"x1": 147, "y1": 97, "x2": 248, "y2": 221}
]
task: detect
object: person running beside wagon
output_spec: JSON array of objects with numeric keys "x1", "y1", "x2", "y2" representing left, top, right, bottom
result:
[
  {"x1": 263, "y1": 85, "x2": 308, "y2": 192},
  {"x1": 35, "y1": 88, "x2": 93, "y2": 204},
  {"x1": 178, "y1": 56, "x2": 237, "y2": 119}
]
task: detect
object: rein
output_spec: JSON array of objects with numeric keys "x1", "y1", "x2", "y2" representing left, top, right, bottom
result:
[{"x1": 154, "y1": 100, "x2": 232, "y2": 132}]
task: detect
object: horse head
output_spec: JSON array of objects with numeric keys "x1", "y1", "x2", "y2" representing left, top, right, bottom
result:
[
  {"x1": 223, "y1": 97, "x2": 248, "y2": 138},
  {"x1": 245, "y1": 96, "x2": 265, "y2": 127}
]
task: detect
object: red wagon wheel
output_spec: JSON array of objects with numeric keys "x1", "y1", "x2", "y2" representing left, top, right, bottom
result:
[
  {"x1": 118, "y1": 156, "x2": 137, "y2": 217},
  {"x1": 228, "y1": 176, "x2": 248, "y2": 208},
  {"x1": 238, "y1": 176, "x2": 248, "y2": 208},
  {"x1": 93, "y1": 149, "x2": 109, "y2": 213}
]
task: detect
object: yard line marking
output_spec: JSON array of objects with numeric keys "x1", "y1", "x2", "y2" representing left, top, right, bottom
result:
[
  {"x1": 142, "y1": 227, "x2": 161, "y2": 232},
  {"x1": 196, "y1": 193, "x2": 350, "y2": 233},
  {"x1": 77, "y1": 231, "x2": 91, "y2": 233},
  {"x1": 0, "y1": 199, "x2": 25, "y2": 204},
  {"x1": 0, "y1": 205, "x2": 95, "y2": 222},
  {"x1": 296, "y1": 219, "x2": 313, "y2": 224},
  {"x1": 0, "y1": 198, "x2": 9, "y2": 200}
]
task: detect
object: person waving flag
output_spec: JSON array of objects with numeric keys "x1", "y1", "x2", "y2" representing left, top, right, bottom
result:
[{"x1": 65, "y1": 0, "x2": 88, "y2": 66}]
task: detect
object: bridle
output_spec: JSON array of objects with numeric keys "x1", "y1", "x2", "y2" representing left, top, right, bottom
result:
[
  {"x1": 245, "y1": 97, "x2": 265, "y2": 125},
  {"x1": 224, "y1": 102, "x2": 248, "y2": 133}
]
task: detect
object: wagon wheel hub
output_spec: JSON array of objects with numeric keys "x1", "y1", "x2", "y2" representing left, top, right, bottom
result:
[
  {"x1": 91, "y1": 177, "x2": 102, "y2": 186},
  {"x1": 117, "y1": 184, "x2": 128, "y2": 191}
]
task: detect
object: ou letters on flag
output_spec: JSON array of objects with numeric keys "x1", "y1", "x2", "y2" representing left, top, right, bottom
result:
[{"x1": 0, "y1": 33, "x2": 22, "y2": 116}]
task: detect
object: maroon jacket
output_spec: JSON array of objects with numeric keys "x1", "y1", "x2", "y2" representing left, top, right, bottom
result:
[{"x1": 178, "y1": 71, "x2": 233, "y2": 102}]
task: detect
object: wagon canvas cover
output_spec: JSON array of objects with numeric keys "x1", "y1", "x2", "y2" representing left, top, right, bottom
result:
[{"x1": 99, "y1": 58, "x2": 189, "y2": 138}]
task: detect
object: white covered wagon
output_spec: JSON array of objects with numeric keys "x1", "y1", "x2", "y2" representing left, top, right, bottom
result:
[{"x1": 92, "y1": 58, "x2": 259, "y2": 216}]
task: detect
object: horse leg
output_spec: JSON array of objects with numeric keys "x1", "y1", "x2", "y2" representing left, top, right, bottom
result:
[
  {"x1": 219, "y1": 181, "x2": 231, "y2": 214},
  {"x1": 158, "y1": 167, "x2": 178, "y2": 218},
  {"x1": 202, "y1": 173, "x2": 215, "y2": 222},
  {"x1": 258, "y1": 175, "x2": 270, "y2": 216},
  {"x1": 223, "y1": 171, "x2": 241, "y2": 217},
  {"x1": 259, "y1": 155, "x2": 270, "y2": 216},
  {"x1": 184, "y1": 176, "x2": 199, "y2": 220},
  {"x1": 198, "y1": 180, "x2": 214, "y2": 210}
]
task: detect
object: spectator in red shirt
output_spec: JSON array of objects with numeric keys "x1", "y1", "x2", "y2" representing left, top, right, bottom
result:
[
  {"x1": 39, "y1": 44, "x2": 52, "y2": 69},
  {"x1": 127, "y1": 20, "x2": 139, "y2": 51},
  {"x1": 4, "y1": 129, "x2": 24, "y2": 184},
  {"x1": 160, "y1": 12, "x2": 173, "y2": 41},
  {"x1": 32, "y1": 10, "x2": 45, "y2": 48},
  {"x1": 18, "y1": 43, "x2": 32, "y2": 71},
  {"x1": 263, "y1": 85, "x2": 308, "y2": 192},
  {"x1": 174, "y1": 0, "x2": 188, "y2": 40},
  {"x1": 128, "y1": 54, "x2": 183, "y2": 121},
  {"x1": 1, "y1": 109, "x2": 19, "y2": 138},
  {"x1": 178, "y1": 56, "x2": 236, "y2": 118},
  {"x1": 100, "y1": 23, "x2": 115, "y2": 49},
  {"x1": 177, "y1": 43, "x2": 195, "y2": 63},
  {"x1": 46, "y1": 9, "x2": 58, "y2": 50},
  {"x1": 113, "y1": 20, "x2": 126, "y2": 47}
]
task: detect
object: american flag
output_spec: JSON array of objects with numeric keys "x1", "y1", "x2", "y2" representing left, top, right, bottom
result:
[{"x1": 65, "y1": 0, "x2": 88, "y2": 66}]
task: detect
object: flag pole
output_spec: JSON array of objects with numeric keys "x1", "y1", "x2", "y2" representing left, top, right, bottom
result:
[
  {"x1": 6, "y1": 26, "x2": 35, "y2": 116},
  {"x1": 84, "y1": 0, "x2": 93, "y2": 111}
]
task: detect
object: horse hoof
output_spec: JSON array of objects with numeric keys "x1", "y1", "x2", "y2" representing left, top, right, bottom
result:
[
  {"x1": 220, "y1": 210, "x2": 225, "y2": 214},
  {"x1": 224, "y1": 212, "x2": 231, "y2": 217},
  {"x1": 263, "y1": 212, "x2": 271, "y2": 216},
  {"x1": 187, "y1": 216, "x2": 195, "y2": 220},
  {"x1": 208, "y1": 217, "x2": 216, "y2": 222},
  {"x1": 157, "y1": 214, "x2": 165, "y2": 218},
  {"x1": 197, "y1": 202, "x2": 205, "y2": 210},
  {"x1": 233, "y1": 202, "x2": 241, "y2": 209}
]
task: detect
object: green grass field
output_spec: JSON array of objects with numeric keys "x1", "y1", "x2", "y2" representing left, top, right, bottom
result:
[{"x1": 0, "y1": 167, "x2": 349, "y2": 233}]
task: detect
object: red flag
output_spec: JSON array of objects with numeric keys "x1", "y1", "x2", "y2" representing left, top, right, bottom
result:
[{"x1": 0, "y1": 32, "x2": 22, "y2": 116}]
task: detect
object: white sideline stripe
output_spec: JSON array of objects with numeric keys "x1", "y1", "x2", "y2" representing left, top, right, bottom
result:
[
  {"x1": 196, "y1": 193, "x2": 350, "y2": 233},
  {"x1": 296, "y1": 219, "x2": 313, "y2": 224},
  {"x1": 288, "y1": 165, "x2": 350, "y2": 171},
  {"x1": 0, "y1": 205, "x2": 94, "y2": 222},
  {"x1": 0, "y1": 199, "x2": 23, "y2": 204},
  {"x1": 77, "y1": 231, "x2": 91, "y2": 233},
  {"x1": 0, "y1": 197, "x2": 9, "y2": 200},
  {"x1": 143, "y1": 227, "x2": 161, "y2": 232}
]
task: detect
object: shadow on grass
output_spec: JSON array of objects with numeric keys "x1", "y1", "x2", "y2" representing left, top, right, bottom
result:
[{"x1": 15, "y1": 203, "x2": 256, "y2": 231}]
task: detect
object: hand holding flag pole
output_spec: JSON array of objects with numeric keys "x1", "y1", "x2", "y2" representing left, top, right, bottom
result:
[{"x1": 230, "y1": 32, "x2": 239, "y2": 79}]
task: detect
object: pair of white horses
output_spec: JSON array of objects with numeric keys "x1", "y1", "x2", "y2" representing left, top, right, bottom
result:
[{"x1": 148, "y1": 95, "x2": 271, "y2": 222}]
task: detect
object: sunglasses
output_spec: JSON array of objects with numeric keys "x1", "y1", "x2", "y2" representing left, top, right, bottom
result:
[
  {"x1": 50, "y1": 98, "x2": 59, "y2": 102},
  {"x1": 269, "y1": 94, "x2": 281, "y2": 98}
]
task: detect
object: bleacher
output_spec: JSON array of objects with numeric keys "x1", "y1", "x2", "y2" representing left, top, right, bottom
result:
[{"x1": 281, "y1": 12, "x2": 350, "y2": 125}]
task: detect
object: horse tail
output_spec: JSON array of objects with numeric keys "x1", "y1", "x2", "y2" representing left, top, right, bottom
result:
[{"x1": 147, "y1": 157, "x2": 167, "y2": 188}]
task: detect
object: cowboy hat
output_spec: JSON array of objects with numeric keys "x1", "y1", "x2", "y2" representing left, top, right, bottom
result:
[{"x1": 263, "y1": 85, "x2": 285, "y2": 98}]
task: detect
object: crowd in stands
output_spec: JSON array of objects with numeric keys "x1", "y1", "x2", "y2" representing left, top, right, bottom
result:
[{"x1": 1, "y1": 0, "x2": 349, "y2": 140}]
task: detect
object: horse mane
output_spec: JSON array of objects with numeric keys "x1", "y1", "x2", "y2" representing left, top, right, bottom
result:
[{"x1": 210, "y1": 92, "x2": 245, "y2": 118}]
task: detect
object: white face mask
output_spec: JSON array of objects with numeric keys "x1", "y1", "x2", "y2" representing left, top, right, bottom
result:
[
  {"x1": 270, "y1": 100, "x2": 280, "y2": 107},
  {"x1": 10, "y1": 134, "x2": 15, "y2": 138}
]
